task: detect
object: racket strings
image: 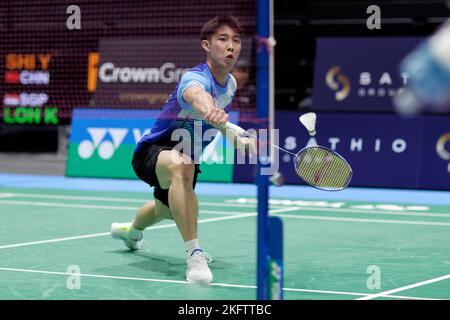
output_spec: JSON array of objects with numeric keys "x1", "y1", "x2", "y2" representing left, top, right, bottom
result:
[{"x1": 295, "y1": 147, "x2": 352, "y2": 190}]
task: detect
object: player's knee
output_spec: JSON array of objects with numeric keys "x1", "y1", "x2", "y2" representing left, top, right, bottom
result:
[{"x1": 170, "y1": 161, "x2": 195, "y2": 183}]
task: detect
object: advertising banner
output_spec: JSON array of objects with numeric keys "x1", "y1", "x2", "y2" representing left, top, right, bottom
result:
[
  {"x1": 67, "y1": 109, "x2": 237, "y2": 183},
  {"x1": 234, "y1": 112, "x2": 450, "y2": 190},
  {"x1": 88, "y1": 38, "x2": 202, "y2": 109},
  {"x1": 275, "y1": 112, "x2": 423, "y2": 188},
  {"x1": 88, "y1": 37, "x2": 253, "y2": 110},
  {"x1": 312, "y1": 37, "x2": 422, "y2": 112},
  {"x1": 67, "y1": 109, "x2": 156, "y2": 179},
  {"x1": 68, "y1": 109, "x2": 450, "y2": 190},
  {"x1": 419, "y1": 116, "x2": 450, "y2": 190}
]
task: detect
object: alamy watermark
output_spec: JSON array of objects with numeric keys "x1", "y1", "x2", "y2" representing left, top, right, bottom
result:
[
  {"x1": 66, "y1": 265, "x2": 81, "y2": 290},
  {"x1": 168, "y1": 123, "x2": 280, "y2": 176},
  {"x1": 66, "y1": 5, "x2": 81, "y2": 30},
  {"x1": 366, "y1": 5, "x2": 381, "y2": 30},
  {"x1": 366, "y1": 265, "x2": 381, "y2": 290}
]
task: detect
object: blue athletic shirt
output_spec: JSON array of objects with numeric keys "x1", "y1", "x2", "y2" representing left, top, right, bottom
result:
[{"x1": 135, "y1": 63, "x2": 237, "y2": 161}]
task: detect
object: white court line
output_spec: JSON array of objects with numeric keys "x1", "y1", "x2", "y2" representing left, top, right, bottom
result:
[
  {"x1": 0, "y1": 199, "x2": 139, "y2": 211},
  {"x1": 0, "y1": 206, "x2": 300, "y2": 250},
  {"x1": 275, "y1": 213, "x2": 450, "y2": 227},
  {"x1": 0, "y1": 199, "x2": 255, "y2": 216},
  {"x1": 0, "y1": 266, "x2": 438, "y2": 300},
  {"x1": 0, "y1": 192, "x2": 156, "y2": 203},
  {"x1": 0, "y1": 199, "x2": 260, "y2": 211},
  {"x1": 1, "y1": 198, "x2": 449, "y2": 229},
  {"x1": 0, "y1": 192, "x2": 264, "y2": 208},
  {"x1": 281, "y1": 206, "x2": 450, "y2": 219},
  {"x1": 356, "y1": 274, "x2": 450, "y2": 300},
  {"x1": 199, "y1": 210, "x2": 248, "y2": 215},
  {"x1": 0, "y1": 232, "x2": 111, "y2": 250},
  {"x1": 268, "y1": 207, "x2": 301, "y2": 214},
  {"x1": 2, "y1": 197, "x2": 450, "y2": 218},
  {"x1": 282, "y1": 287, "x2": 439, "y2": 300},
  {"x1": 0, "y1": 212, "x2": 256, "y2": 250}
]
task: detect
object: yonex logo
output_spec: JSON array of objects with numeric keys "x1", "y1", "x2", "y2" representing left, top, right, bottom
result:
[{"x1": 78, "y1": 128, "x2": 128, "y2": 160}]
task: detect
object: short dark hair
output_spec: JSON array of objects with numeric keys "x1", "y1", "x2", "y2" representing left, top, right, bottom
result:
[{"x1": 200, "y1": 15, "x2": 242, "y2": 41}]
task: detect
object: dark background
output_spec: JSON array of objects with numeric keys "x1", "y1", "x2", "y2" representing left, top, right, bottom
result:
[{"x1": 274, "y1": 0, "x2": 449, "y2": 111}]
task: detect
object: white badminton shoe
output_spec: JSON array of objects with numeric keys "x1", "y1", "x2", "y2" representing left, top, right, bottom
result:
[
  {"x1": 186, "y1": 249, "x2": 213, "y2": 284},
  {"x1": 110, "y1": 222, "x2": 143, "y2": 251}
]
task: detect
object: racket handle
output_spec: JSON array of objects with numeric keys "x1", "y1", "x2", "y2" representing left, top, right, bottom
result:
[{"x1": 224, "y1": 122, "x2": 247, "y2": 135}]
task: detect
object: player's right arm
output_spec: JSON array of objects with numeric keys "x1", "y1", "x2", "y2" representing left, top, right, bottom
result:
[
  {"x1": 178, "y1": 71, "x2": 254, "y2": 157},
  {"x1": 177, "y1": 70, "x2": 228, "y2": 128},
  {"x1": 182, "y1": 85, "x2": 229, "y2": 128}
]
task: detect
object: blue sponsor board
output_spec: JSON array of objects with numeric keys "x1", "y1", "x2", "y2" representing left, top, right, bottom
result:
[
  {"x1": 67, "y1": 109, "x2": 158, "y2": 178},
  {"x1": 69, "y1": 109, "x2": 450, "y2": 190},
  {"x1": 276, "y1": 112, "x2": 423, "y2": 188},
  {"x1": 67, "y1": 108, "x2": 239, "y2": 182},
  {"x1": 233, "y1": 112, "x2": 450, "y2": 190},
  {"x1": 419, "y1": 116, "x2": 450, "y2": 190},
  {"x1": 312, "y1": 37, "x2": 422, "y2": 112},
  {"x1": 69, "y1": 109, "x2": 158, "y2": 145}
]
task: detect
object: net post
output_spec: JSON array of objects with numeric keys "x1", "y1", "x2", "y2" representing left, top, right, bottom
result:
[
  {"x1": 269, "y1": 216, "x2": 284, "y2": 300},
  {"x1": 256, "y1": 0, "x2": 271, "y2": 300}
]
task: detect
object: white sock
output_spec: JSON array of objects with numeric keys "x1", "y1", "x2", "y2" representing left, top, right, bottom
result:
[
  {"x1": 129, "y1": 222, "x2": 143, "y2": 240},
  {"x1": 184, "y1": 239, "x2": 202, "y2": 256}
]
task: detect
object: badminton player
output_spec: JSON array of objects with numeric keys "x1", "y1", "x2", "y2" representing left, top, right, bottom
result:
[{"x1": 111, "y1": 15, "x2": 255, "y2": 284}]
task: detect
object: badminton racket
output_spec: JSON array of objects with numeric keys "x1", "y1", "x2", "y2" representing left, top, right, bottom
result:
[{"x1": 224, "y1": 122, "x2": 353, "y2": 191}]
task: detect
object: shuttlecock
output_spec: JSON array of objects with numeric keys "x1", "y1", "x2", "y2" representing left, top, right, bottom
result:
[
  {"x1": 269, "y1": 171, "x2": 284, "y2": 186},
  {"x1": 299, "y1": 112, "x2": 317, "y2": 136}
]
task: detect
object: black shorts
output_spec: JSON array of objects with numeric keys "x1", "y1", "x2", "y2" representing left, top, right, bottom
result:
[{"x1": 131, "y1": 142, "x2": 201, "y2": 207}]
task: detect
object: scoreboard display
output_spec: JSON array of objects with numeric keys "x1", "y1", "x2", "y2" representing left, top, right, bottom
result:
[
  {"x1": 3, "y1": 53, "x2": 57, "y2": 125},
  {"x1": 0, "y1": 0, "x2": 256, "y2": 126}
]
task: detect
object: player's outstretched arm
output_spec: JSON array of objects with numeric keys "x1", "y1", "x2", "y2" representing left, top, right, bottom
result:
[
  {"x1": 183, "y1": 85, "x2": 256, "y2": 157},
  {"x1": 183, "y1": 86, "x2": 229, "y2": 127}
]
